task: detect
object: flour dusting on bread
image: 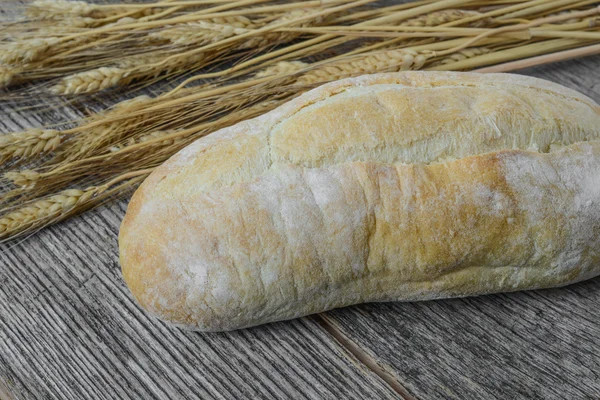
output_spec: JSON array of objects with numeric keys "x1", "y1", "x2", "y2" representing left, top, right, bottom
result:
[{"x1": 119, "y1": 72, "x2": 600, "y2": 331}]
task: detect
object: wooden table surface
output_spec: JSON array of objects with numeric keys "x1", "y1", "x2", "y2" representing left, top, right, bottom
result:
[{"x1": 2, "y1": 2, "x2": 600, "y2": 399}]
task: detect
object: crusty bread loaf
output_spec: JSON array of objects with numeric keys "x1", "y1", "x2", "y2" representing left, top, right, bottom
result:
[{"x1": 119, "y1": 71, "x2": 600, "y2": 332}]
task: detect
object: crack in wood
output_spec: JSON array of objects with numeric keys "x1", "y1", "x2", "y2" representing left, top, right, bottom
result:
[{"x1": 314, "y1": 313, "x2": 418, "y2": 400}]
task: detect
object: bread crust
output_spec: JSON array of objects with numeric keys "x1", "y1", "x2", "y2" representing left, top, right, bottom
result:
[{"x1": 119, "y1": 72, "x2": 600, "y2": 331}]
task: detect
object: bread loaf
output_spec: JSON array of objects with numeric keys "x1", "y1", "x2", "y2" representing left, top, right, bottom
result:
[{"x1": 119, "y1": 71, "x2": 600, "y2": 332}]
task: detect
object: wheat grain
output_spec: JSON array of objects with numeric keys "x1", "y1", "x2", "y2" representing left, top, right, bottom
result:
[
  {"x1": 430, "y1": 47, "x2": 492, "y2": 66},
  {"x1": 50, "y1": 67, "x2": 130, "y2": 95},
  {"x1": 255, "y1": 61, "x2": 309, "y2": 77},
  {"x1": 296, "y1": 49, "x2": 430, "y2": 85},
  {"x1": 402, "y1": 10, "x2": 492, "y2": 28},
  {"x1": 0, "y1": 129, "x2": 62, "y2": 163},
  {"x1": 1, "y1": 37, "x2": 61, "y2": 64},
  {"x1": 150, "y1": 21, "x2": 250, "y2": 46},
  {"x1": 0, "y1": 186, "x2": 105, "y2": 238},
  {"x1": 4, "y1": 170, "x2": 41, "y2": 188}
]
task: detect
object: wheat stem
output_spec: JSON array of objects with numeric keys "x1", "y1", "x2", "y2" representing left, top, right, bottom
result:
[
  {"x1": 436, "y1": 6, "x2": 600, "y2": 55},
  {"x1": 427, "y1": 37, "x2": 584, "y2": 70}
]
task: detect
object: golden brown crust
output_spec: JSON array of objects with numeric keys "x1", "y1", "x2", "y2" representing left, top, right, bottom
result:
[{"x1": 119, "y1": 72, "x2": 600, "y2": 331}]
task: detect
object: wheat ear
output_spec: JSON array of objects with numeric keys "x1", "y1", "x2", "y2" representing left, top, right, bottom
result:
[
  {"x1": 26, "y1": 0, "x2": 161, "y2": 21},
  {"x1": 49, "y1": 67, "x2": 130, "y2": 95},
  {"x1": 255, "y1": 61, "x2": 310, "y2": 77},
  {"x1": 26, "y1": 0, "x2": 98, "y2": 20},
  {"x1": 4, "y1": 170, "x2": 41, "y2": 188},
  {"x1": 430, "y1": 47, "x2": 492, "y2": 66},
  {"x1": 0, "y1": 170, "x2": 149, "y2": 240},
  {"x1": 0, "y1": 129, "x2": 62, "y2": 163},
  {"x1": 150, "y1": 21, "x2": 251, "y2": 46},
  {"x1": 49, "y1": 50, "x2": 206, "y2": 95},
  {"x1": 296, "y1": 49, "x2": 430, "y2": 85},
  {"x1": 208, "y1": 15, "x2": 256, "y2": 29},
  {"x1": 1, "y1": 38, "x2": 61, "y2": 64},
  {"x1": 0, "y1": 187, "x2": 97, "y2": 233},
  {"x1": 0, "y1": 186, "x2": 104, "y2": 239},
  {"x1": 401, "y1": 9, "x2": 492, "y2": 28}
]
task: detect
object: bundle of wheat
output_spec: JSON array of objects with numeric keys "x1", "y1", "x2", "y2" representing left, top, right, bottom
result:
[{"x1": 1, "y1": 0, "x2": 599, "y2": 241}]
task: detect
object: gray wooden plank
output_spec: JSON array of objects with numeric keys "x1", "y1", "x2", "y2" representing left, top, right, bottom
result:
[
  {"x1": 320, "y1": 54, "x2": 600, "y2": 400},
  {"x1": 0, "y1": 196, "x2": 400, "y2": 400}
]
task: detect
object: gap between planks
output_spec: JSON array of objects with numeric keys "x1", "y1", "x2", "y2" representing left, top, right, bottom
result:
[{"x1": 313, "y1": 313, "x2": 418, "y2": 400}]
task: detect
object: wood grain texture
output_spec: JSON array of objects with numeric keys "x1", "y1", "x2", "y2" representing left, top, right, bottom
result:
[{"x1": 322, "y1": 55, "x2": 600, "y2": 400}]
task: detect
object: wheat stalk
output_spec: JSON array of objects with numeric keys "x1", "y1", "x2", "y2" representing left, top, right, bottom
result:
[
  {"x1": 401, "y1": 9, "x2": 492, "y2": 28},
  {"x1": 26, "y1": 0, "x2": 162, "y2": 21},
  {"x1": 0, "y1": 168, "x2": 150, "y2": 241},
  {"x1": 0, "y1": 129, "x2": 62, "y2": 163},
  {"x1": 295, "y1": 49, "x2": 431, "y2": 85},
  {"x1": 49, "y1": 50, "x2": 209, "y2": 95},
  {"x1": 59, "y1": 95, "x2": 157, "y2": 159},
  {"x1": 0, "y1": 37, "x2": 61, "y2": 64},
  {"x1": 150, "y1": 21, "x2": 250, "y2": 46},
  {"x1": 26, "y1": 0, "x2": 99, "y2": 21},
  {"x1": 208, "y1": 15, "x2": 256, "y2": 28},
  {"x1": 240, "y1": 8, "x2": 329, "y2": 49},
  {"x1": 109, "y1": 130, "x2": 184, "y2": 153},
  {"x1": 49, "y1": 67, "x2": 130, "y2": 95},
  {"x1": 4, "y1": 170, "x2": 41, "y2": 188},
  {"x1": 255, "y1": 61, "x2": 310, "y2": 77},
  {"x1": 430, "y1": 46, "x2": 492, "y2": 66},
  {"x1": 0, "y1": 187, "x2": 102, "y2": 236},
  {"x1": 546, "y1": 10, "x2": 587, "y2": 25}
]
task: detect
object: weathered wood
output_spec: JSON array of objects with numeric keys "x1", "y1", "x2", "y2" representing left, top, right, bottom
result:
[{"x1": 320, "y1": 54, "x2": 600, "y2": 400}]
